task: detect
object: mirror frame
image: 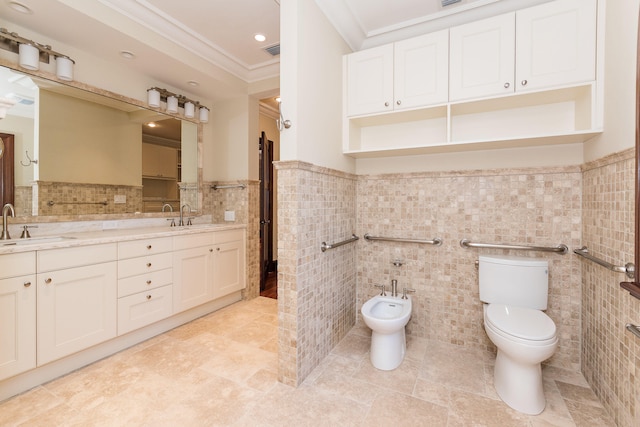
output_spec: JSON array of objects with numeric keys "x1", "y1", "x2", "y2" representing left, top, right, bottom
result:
[{"x1": 0, "y1": 57, "x2": 204, "y2": 222}]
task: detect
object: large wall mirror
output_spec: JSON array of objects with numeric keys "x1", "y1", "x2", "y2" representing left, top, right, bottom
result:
[{"x1": 0, "y1": 64, "x2": 199, "y2": 218}]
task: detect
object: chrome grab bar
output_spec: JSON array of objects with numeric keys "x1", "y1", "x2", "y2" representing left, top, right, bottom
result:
[
  {"x1": 573, "y1": 246, "x2": 635, "y2": 279},
  {"x1": 364, "y1": 233, "x2": 442, "y2": 246},
  {"x1": 460, "y1": 239, "x2": 568, "y2": 254},
  {"x1": 626, "y1": 323, "x2": 640, "y2": 340},
  {"x1": 321, "y1": 234, "x2": 359, "y2": 252},
  {"x1": 47, "y1": 200, "x2": 107, "y2": 206},
  {"x1": 211, "y1": 184, "x2": 246, "y2": 190}
]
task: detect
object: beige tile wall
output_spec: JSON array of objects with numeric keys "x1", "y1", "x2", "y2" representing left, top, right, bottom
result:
[
  {"x1": 581, "y1": 148, "x2": 640, "y2": 427},
  {"x1": 275, "y1": 161, "x2": 358, "y2": 386},
  {"x1": 356, "y1": 167, "x2": 583, "y2": 371}
]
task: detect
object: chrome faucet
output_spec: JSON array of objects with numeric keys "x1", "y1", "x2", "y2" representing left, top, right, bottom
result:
[
  {"x1": 179, "y1": 203, "x2": 192, "y2": 226},
  {"x1": 391, "y1": 279, "x2": 398, "y2": 297},
  {"x1": 161, "y1": 203, "x2": 173, "y2": 213},
  {"x1": 1, "y1": 203, "x2": 15, "y2": 240}
]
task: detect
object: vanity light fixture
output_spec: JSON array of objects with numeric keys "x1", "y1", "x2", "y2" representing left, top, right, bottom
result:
[
  {"x1": 146, "y1": 86, "x2": 208, "y2": 122},
  {"x1": 0, "y1": 27, "x2": 75, "y2": 80}
]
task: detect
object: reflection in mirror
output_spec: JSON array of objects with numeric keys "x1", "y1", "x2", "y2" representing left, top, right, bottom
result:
[{"x1": 0, "y1": 65, "x2": 199, "y2": 217}]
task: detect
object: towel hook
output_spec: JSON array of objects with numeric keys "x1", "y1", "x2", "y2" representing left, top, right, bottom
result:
[
  {"x1": 277, "y1": 101, "x2": 292, "y2": 131},
  {"x1": 20, "y1": 150, "x2": 38, "y2": 167}
]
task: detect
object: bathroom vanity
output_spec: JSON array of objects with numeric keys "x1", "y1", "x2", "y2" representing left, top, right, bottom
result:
[{"x1": 0, "y1": 223, "x2": 246, "y2": 401}]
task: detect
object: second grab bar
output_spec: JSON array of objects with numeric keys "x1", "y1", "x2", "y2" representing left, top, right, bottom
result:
[
  {"x1": 321, "y1": 234, "x2": 359, "y2": 252},
  {"x1": 573, "y1": 246, "x2": 635, "y2": 279},
  {"x1": 364, "y1": 233, "x2": 442, "y2": 246},
  {"x1": 460, "y1": 239, "x2": 568, "y2": 254}
]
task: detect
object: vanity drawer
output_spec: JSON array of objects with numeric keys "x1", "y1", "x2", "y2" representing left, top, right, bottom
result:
[
  {"x1": 118, "y1": 268, "x2": 172, "y2": 297},
  {"x1": 117, "y1": 284, "x2": 173, "y2": 335},
  {"x1": 118, "y1": 237, "x2": 172, "y2": 259},
  {"x1": 37, "y1": 244, "x2": 117, "y2": 272},
  {"x1": 173, "y1": 232, "x2": 213, "y2": 251},
  {"x1": 0, "y1": 252, "x2": 36, "y2": 278},
  {"x1": 118, "y1": 252, "x2": 172, "y2": 278},
  {"x1": 213, "y1": 229, "x2": 244, "y2": 244}
]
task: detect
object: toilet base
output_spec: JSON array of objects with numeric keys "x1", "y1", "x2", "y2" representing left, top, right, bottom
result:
[
  {"x1": 494, "y1": 350, "x2": 545, "y2": 415},
  {"x1": 370, "y1": 328, "x2": 406, "y2": 370}
]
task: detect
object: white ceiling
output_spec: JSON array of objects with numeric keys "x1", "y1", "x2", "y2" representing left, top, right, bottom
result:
[{"x1": 0, "y1": 0, "x2": 551, "y2": 103}]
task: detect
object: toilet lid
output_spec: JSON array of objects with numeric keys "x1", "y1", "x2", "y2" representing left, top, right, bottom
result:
[{"x1": 486, "y1": 304, "x2": 556, "y2": 341}]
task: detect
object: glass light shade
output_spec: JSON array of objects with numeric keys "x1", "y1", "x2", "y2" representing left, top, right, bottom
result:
[
  {"x1": 147, "y1": 88, "x2": 160, "y2": 108},
  {"x1": 199, "y1": 106, "x2": 209, "y2": 123},
  {"x1": 19, "y1": 43, "x2": 40, "y2": 70},
  {"x1": 184, "y1": 101, "x2": 195, "y2": 118},
  {"x1": 167, "y1": 95, "x2": 178, "y2": 113},
  {"x1": 55, "y1": 56, "x2": 74, "y2": 81}
]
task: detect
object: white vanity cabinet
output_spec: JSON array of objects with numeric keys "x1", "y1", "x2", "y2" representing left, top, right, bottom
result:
[
  {"x1": 346, "y1": 29, "x2": 449, "y2": 116},
  {"x1": 173, "y1": 232, "x2": 215, "y2": 313},
  {"x1": 0, "y1": 252, "x2": 36, "y2": 381},
  {"x1": 449, "y1": 0, "x2": 596, "y2": 102},
  {"x1": 117, "y1": 237, "x2": 173, "y2": 335},
  {"x1": 212, "y1": 229, "x2": 246, "y2": 300},
  {"x1": 36, "y1": 244, "x2": 117, "y2": 365}
]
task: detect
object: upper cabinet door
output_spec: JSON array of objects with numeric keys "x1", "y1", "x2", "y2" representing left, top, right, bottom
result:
[
  {"x1": 449, "y1": 12, "x2": 515, "y2": 102},
  {"x1": 347, "y1": 44, "x2": 394, "y2": 116},
  {"x1": 515, "y1": 0, "x2": 597, "y2": 92},
  {"x1": 394, "y1": 30, "x2": 449, "y2": 110}
]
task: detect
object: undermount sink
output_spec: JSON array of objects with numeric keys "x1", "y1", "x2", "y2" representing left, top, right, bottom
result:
[{"x1": 1, "y1": 236, "x2": 77, "y2": 246}]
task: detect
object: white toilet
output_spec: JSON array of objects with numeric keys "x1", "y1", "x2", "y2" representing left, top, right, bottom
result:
[
  {"x1": 479, "y1": 255, "x2": 558, "y2": 415},
  {"x1": 361, "y1": 293, "x2": 412, "y2": 370}
]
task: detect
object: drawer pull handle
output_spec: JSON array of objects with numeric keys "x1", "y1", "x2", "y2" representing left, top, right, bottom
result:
[
  {"x1": 146, "y1": 294, "x2": 152, "y2": 300},
  {"x1": 210, "y1": 248, "x2": 213, "y2": 252},
  {"x1": 217, "y1": 248, "x2": 220, "y2": 251},
  {"x1": 147, "y1": 263, "x2": 152, "y2": 267},
  {"x1": 504, "y1": 82, "x2": 510, "y2": 88},
  {"x1": 147, "y1": 245, "x2": 152, "y2": 250},
  {"x1": 521, "y1": 79, "x2": 528, "y2": 86},
  {"x1": 146, "y1": 280, "x2": 152, "y2": 285},
  {"x1": 45, "y1": 278, "x2": 52, "y2": 284},
  {"x1": 384, "y1": 101, "x2": 389, "y2": 107},
  {"x1": 24, "y1": 281, "x2": 31, "y2": 287}
]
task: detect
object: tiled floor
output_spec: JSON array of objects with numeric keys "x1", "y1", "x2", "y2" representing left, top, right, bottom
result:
[{"x1": 1, "y1": 297, "x2": 615, "y2": 426}]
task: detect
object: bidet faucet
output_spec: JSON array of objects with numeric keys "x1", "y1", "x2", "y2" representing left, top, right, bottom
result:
[
  {"x1": 1, "y1": 203, "x2": 15, "y2": 240},
  {"x1": 374, "y1": 284, "x2": 386, "y2": 296},
  {"x1": 391, "y1": 279, "x2": 398, "y2": 297},
  {"x1": 179, "y1": 203, "x2": 192, "y2": 226},
  {"x1": 402, "y1": 288, "x2": 416, "y2": 299}
]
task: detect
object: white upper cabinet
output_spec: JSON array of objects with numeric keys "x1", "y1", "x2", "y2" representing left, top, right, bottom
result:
[
  {"x1": 347, "y1": 30, "x2": 449, "y2": 116},
  {"x1": 450, "y1": 0, "x2": 597, "y2": 102},
  {"x1": 515, "y1": 0, "x2": 597, "y2": 92},
  {"x1": 449, "y1": 13, "x2": 515, "y2": 102}
]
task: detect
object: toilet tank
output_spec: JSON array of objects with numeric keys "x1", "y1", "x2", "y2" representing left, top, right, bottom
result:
[{"x1": 478, "y1": 255, "x2": 549, "y2": 310}]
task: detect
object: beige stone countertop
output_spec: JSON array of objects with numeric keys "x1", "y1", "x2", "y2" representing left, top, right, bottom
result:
[{"x1": 0, "y1": 223, "x2": 245, "y2": 255}]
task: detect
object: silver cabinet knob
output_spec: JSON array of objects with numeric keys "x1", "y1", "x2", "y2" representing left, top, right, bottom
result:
[
  {"x1": 384, "y1": 101, "x2": 389, "y2": 107},
  {"x1": 146, "y1": 295, "x2": 151, "y2": 300},
  {"x1": 396, "y1": 100, "x2": 401, "y2": 105},
  {"x1": 146, "y1": 262, "x2": 152, "y2": 267},
  {"x1": 504, "y1": 82, "x2": 510, "y2": 88},
  {"x1": 45, "y1": 278, "x2": 52, "y2": 284},
  {"x1": 24, "y1": 281, "x2": 31, "y2": 287},
  {"x1": 146, "y1": 280, "x2": 152, "y2": 285},
  {"x1": 147, "y1": 245, "x2": 152, "y2": 250},
  {"x1": 521, "y1": 79, "x2": 528, "y2": 86}
]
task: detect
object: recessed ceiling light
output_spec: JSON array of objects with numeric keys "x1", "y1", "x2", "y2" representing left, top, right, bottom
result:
[
  {"x1": 120, "y1": 50, "x2": 135, "y2": 59},
  {"x1": 187, "y1": 80, "x2": 199, "y2": 87},
  {"x1": 8, "y1": 1, "x2": 33, "y2": 14},
  {"x1": 254, "y1": 33, "x2": 266, "y2": 42},
  {"x1": 146, "y1": 122, "x2": 157, "y2": 128}
]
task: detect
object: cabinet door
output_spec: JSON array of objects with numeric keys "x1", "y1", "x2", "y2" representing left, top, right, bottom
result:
[
  {"x1": 347, "y1": 44, "x2": 394, "y2": 116},
  {"x1": 0, "y1": 275, "x2": 36, "y2": 380},
  {"x1": 449, "y1": 12, "x2": 515, "y2": 102},
  {"x1": 173, "y1": 246, "x2": 213, "y2": 313},
  {"x1": 516, "y1": 0, "x2": 596, "y2": 92},
  {"x1": 117, "y1": 285, "x2": 173, "y2": 335},
  {"x1": 394, "y1": 29, "x2": 449, "y2": 110},
  {"x1": 212, "y1": 239, "x2": 246, "y2": 300},
  {"x1": 37, "y1": 262, "x2": 117, "y2": 365}
]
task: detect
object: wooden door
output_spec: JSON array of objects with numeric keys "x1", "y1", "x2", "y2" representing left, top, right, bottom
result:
[
  {"x1": 0, "y1": 133, "x2": 15, "y2": 207},
  {"x1": 259, "y1": 132, "x2": 274, "y2": 291}
]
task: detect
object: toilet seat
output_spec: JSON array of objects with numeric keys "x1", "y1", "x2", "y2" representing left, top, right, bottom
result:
[{"x1": 485, "y1": 303, "x2": 556, "y2": 342}]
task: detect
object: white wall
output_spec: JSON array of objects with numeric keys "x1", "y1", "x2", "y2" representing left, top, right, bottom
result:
[
  {"x1": 280, "y1": 0, "x2": 355, "y2": 173},
  {"x1": 584, "y1": 0, "x2": 639, "y2": 161}
]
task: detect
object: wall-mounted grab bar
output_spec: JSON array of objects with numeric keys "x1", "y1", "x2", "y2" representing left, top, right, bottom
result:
[
  {"x1": 211, "y1": 184, "x2": 246, "y2": 190},
  {"x1": 573, "y1": 247, "x2": 635, "y2": 279},
  {"x1": 321, "y1": 234, "x2": 359, "y2": 252},
  {"x1": 626, "y1": 323, "x2": 640, "y2": 340},
  {"x1": 364, "y1": 233, "x2": 442, "y2": 246},
  {"x1": 460, "y1": 239, "x2": 568, "y2": 254},
  {"x1": 47, "y1": 200, "x2": 107, "y2": 206}
]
